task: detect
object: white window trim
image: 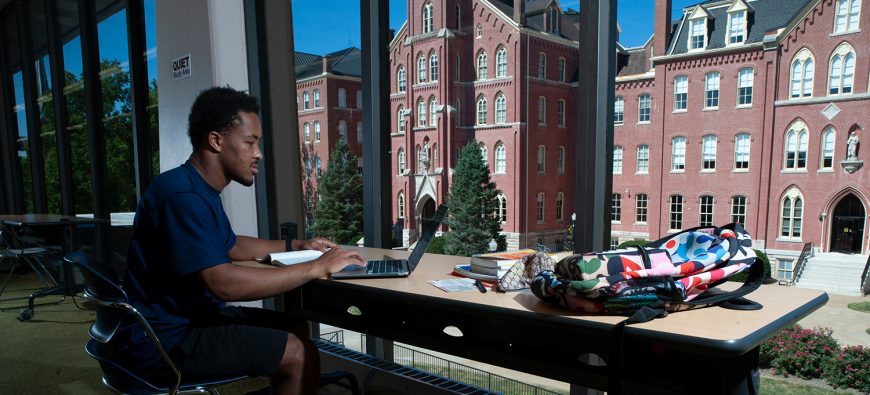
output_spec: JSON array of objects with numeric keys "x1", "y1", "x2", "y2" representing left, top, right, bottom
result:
[
  {"x1": 833, "y1": 0, "x2": 862, "y2": 34},
  {"x1": 779, "y1": 188, "x2": 804, "y2": 241},
  {"x1": 725, "y1": 7, "x2": 747, "y2": 46},
  {"x1": 790, "y1": 48, "x2": 815, "y2": 99},
  {"x1": 827, "y1": 42, "x2": 856, "y2": 96},
  {"x1": 688, "y1": 14, "x2": 708, "y2": 51}
]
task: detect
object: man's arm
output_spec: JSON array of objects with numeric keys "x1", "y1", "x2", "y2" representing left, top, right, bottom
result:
[
  {"x1": 227, "y1": 235, "x2": 336, "y2": 261},
  {"x1": 200, "y1": 247, "x2": 365, "y2": 301}
]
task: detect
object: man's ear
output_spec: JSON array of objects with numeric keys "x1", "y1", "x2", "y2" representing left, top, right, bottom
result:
[{"x1": 206, "y1": 131, "x2": 223, "y2": 152}]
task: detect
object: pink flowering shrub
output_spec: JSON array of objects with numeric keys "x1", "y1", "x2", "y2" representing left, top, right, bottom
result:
[
  {"x1": 822, "y1": 345, "x2": 870, "y2": 392},
  {"x1": 759, "y1": 325, "x2": 839, "y2": 379}
]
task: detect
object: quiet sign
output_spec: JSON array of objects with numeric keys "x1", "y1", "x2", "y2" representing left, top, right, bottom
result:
[{"x1": 172, "y1": 54, "x2": 191, "y2": 81}]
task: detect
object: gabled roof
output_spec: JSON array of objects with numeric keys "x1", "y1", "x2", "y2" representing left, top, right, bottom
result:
[
  {"x1": 488, "y1": 0, "x2": 580, "y2": 41},
  {"x1": 293, "y1": 47, "x2": 362, "y2": 81},
  {"x1": 668, "y1": 0, "x2": 813, "y2": 56}
]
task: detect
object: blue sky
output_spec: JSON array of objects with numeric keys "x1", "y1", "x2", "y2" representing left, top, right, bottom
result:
[{"x1": 292, "y1": 0, "x2": 702, "y2": 54}]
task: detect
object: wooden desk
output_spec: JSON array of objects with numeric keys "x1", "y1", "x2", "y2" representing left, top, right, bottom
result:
[
  {"x1": 1, "y1": 214, "x2": 106, "y2": 321},
  {"x1": 282, "y1": 247, "x2": 827, "y2": 394}
]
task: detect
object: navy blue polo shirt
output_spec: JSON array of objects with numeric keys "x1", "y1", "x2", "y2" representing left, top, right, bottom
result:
[{"x1": 120, "y1": 161, "x2": 237, "y2": 367}]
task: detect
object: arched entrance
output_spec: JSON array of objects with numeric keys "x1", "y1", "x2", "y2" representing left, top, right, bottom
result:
[
  {"x1": 830, "y1": 194, "x2": 865, "y2": 253},
  {"x1": 415, "y1": 195, "x2": 436, "y2": 237}
]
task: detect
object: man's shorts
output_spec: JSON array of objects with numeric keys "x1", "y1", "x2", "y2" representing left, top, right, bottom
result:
[{"x1": 169, "y1": 306, "x2": 307, "y2": 381}]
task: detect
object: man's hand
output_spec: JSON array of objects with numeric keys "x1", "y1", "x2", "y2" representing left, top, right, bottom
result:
[
  {"x1": 292, "y1": 237, "x2": 336, "y2": 252},
  {"x1": 310, "y1": 247, "x2": 366, "y2": 278}
]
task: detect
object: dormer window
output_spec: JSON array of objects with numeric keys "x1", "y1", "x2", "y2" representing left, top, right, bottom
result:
[
  {"x1": 548, "y1": 8, "x2": 560, "y2": 35},
  {"x1": 728, "y1": 10, "x2": 746, "y2": 44},
  {"x1": 687, "y1": 6, "x2": 710, "y2": 51},
  {"x1": 690, "y1": 19, "x2": 706, "y2": 49}
]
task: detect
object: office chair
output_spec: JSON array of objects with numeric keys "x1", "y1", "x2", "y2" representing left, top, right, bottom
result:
[
  {"x1": 66, "y1": 251, "x2": 360, "y2": 395},
  {"x1": 0, "y1": 224, "x2": 62, "y2": 307}
]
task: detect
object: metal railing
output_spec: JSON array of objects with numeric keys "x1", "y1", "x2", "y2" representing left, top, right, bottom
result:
[
  {"x1": 861, "y1": 253, "x2": 870, "y2": 295},
  {"x1": 347, "y1": 334, "x2": 562, "y2": 395},
  {"x1": 789, "y1": 242, "x2": 814, "y2": 286}
]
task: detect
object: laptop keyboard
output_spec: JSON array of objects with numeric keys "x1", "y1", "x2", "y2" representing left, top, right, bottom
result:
[{"x1": 367, "y1": 259, "x2": 405, "y2": 274}]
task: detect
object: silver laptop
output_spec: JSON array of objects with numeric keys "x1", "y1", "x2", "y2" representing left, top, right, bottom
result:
[{"x1": 331, "y1": 204, "x2": 448, "y2": 279}]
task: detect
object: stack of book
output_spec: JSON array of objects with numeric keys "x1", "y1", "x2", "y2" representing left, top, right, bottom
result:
[{"x1": 452, "y1": 249, "x2": 537, "y2": 282}]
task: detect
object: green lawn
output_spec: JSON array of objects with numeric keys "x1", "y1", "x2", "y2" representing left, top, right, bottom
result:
[
  {"x1": 847, "y1": 301, "x2": 870, "y2": 313},
  {"x1": 761, "y1": 377, "x2": 851, "y2": 394}
]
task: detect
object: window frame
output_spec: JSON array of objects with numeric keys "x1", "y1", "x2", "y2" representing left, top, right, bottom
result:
[
  {"x1": 612, "y1": 145, "x2": 623, "y2": 174},
  {"x1": 674, "y1": 75, "x2": 688, "y2": 111},
  {"x1": 476, "y1": 95, "x2": 488, "y2": 125},
  {"x1": 828, "y1": 43, "x2": 856, "y2": 96},
  {"x1": 397, "y1": 66, "x2": 407, "y2": 92},
  {"x1": 669, "y1": 194, "x2": 684, "y2": 231},
  {"x1": 834, "y1": 0, "x2": 862, "y2": 34},
  {"x1": 638, "y1": 94, "x2": 651, "y2": 123},
  {"x1": 557, "y1": 146, "x2": 565, "y2": 175},
  {"x1": 702, "y1": 134, "x2": 717, "y2": 171},
  {"x1": 734, "y1": 133, "x2": 750, "y2": 170},
  {"x1": 477, "y1": 51, "x2": 488, "y2": 80},
  {"x1": 422, "y1": 2, "x2": 433, "y2": 33},
  {"x1": 821, "y1": 127, "x2": 835, "y2": 169},
  {"x1": 671, "y1": 136, "x2": 686, "y2": 172},
  {"x1": 429, "y1": 52, "x2": 439, "y2": 82},
  {"x1": 727, "y1": 10, "x2": 746, "y2": 45},
  {"x1": 731, "y1": 195, "x2": 746, "y2": 225},
  {"x1": 556, "y1": 192, "x2": 564, "y2": 222},
  {"x1": 495, "y1": 143, "x2": 507, "y2": 174},
  {"x1": 635, "y1": 193, "x2": 648, "y2": 224},
  {"x1": 496, "y1": 47, "x2": 508, "y2": 78},
  {"x1": 537, "y1": 192, "x2": 546, "y2": 223},
  {"x1": 699, "y1": 195, "x2": 714, "y2": 226},
  {"x1": 537, "y1": 145, "x2": 546, "y2": 174},
  {"x1": 737, "y1": 68, "x2": 754, "y2": 107},
  {"x1": 790, "y1": 49, "x2": 815, "y2": 99},
  {"x1": 780, "y1": 190, "x2": 804, "y2": 239},
  {"x1": 614, "y1": 96, "x2": 624, "y2": 125},
  {"x1": 538, "y1": 52, "x2": 547, "y2": 80},
  {"x1": 689, "y1": 17, "x2": 707, "y2": 50},
  {"x1": 637, "y1": 144, "x2": 649, "y2": 174},
  {"x1": 611, "y1": 193, "x2": 622, "y2": 223},
  {"x1": 495, "y1": 93, "x2": 507, "y2": 124},
  {"x1": 784, "y1": 121, "x2": 809, "y2": 170},
  {"x1": 704, "y1": 72, "x2": 720, "y2": 109}
]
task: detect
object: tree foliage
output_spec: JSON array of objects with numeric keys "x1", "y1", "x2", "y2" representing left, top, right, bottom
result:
[
  {"x1": 443, "y1": 142, "x2": 504, "y2": 256},
  {"x1": 308, "y1": 141, "x2": 363, "y2": 244}
]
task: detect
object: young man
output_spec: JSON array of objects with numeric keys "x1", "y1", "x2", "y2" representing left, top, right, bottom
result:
[{"x1": 120, "y1": 87, "x2": 365, "y2": 394}]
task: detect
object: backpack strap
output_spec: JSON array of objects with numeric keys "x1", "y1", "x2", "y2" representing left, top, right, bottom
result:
[{"x1": 683, "y1": 256, "x2": 764, "y2": 310}]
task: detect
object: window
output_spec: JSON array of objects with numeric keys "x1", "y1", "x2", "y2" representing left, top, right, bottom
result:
[
  {"x1": 785, "y1": 121, "x2": 809, "y2": 170},
  {"x1": 672, "y1": 137, "x2": 686, "y2": 171},
  {"x1": 497, "y1": 194, "x2": 507, "y2": 223},
  {"x1": 432, "y1": 143, "x2": 439, "y2": 168},
  {"x1": 558, "y1": 57, "x2": 566, "y2": 82},
  {"x1": 429, "y1": 97, "x2": 438, "y2": 126},
  {"x1": 476, "y1": 96, "x2": 487, "y2": 125},
  {"x1": 728, "y1": 10, "x2": 746, "y2": 44},
  {"x1": 738, "y1": 68, "x2": 753, "y2": 106},
  {"x1": 495, "y1": 93, "x2": 506, "y2": 124},
  {"x1": 613, "y1": 145, "x2": 623, "y2": 174},
  {"x1": 556, "y1": 192, "x2": 564, "y2": 221},
  {"x1": 731, "y1": 195, "x2": 746, "y2": 225},
  {"x1": 790, "y1": 49, "x2": 815, "y2": 98},
  {"x1": 398, "y1": 148, "x2": 406, "y2": 174},
  {"x1": 538, "y1": 97, "x2": 546, "y2": 125},
  {"x1": 537, "y1": 145, "x2": 546, "y2": 174},
  {"x1": 548, "y1": 7, "x2": 560, "y2": 34},
  {"x1": 303, "y1": 91, "x2": 310, "y2": 110},
  {"x1": 690, "y1": 18, "x2": 706, "y2": 50},
  {"x1": 430, "y1": 53, "x2": 439, "y2": 81},
  {"x1": 338, "y1": 120, "x2": 348, "y2": 143},
  {"x1": 315, "y1": 156, "x2": 322, "y2": 178},
  {"x1": 670, "y1": 195, "x2": 684, "y2": 230},
  {"x1": 821, "y1": 127, "x2": 835, "y2": 169},
  {"x1": 480, "y1": 144, "x2": 488, "y2": 167},
  {"x1": 417, "y1": 54, "x2": 427, "y2": 83},
  {"x1": 422, "y1": 2, "x2": 433, "y2": 33},
  {"x1": 477, "y1": 51, "x2": 488, "y2": 80},
  {"x1": 314, "y1": 121, "x2": 321, "y2": 142},
  {"x1": 313, "y1": 89, "x2": 320, "y2": 107},
  {"x1": 614, "y1": 96, "x2": 624, "y2": 124},
  {"x1": 398, "y1": 66, "x2": 407, "y2": 92},
  {"x1": 455, "y1": 55, "x2": 461, "y2": 81},
  {"x1": 397, "y1": 106, "x2": 405, "y2": 132},
  {"x1": 455, "y1": 4, "x2": 461, "y2": 29},
  {"x1": 699, "y1": 195, "x2": 714, "y2": 226},
  {"x1": 357, "y1": 122, "x2": 363, "y2": 144},
  {"x1": 538, "y1": 53, "x2": 547, "y2": 79},
  {"x1": 398, "y1": 192, "x2": 405, "y2": 218},
  {"x1": 495, "y1": 143, "x2": 507, "y2": 173},
  {"x1": 612, "y1": 193, "x2": 622, "y2": 222},
  {"x1": 338, "y1": 88, "x2": 347, "y2": 108},
  {"x1": 557, "y1": 146, "x2": 565, "y2": 175},
  {"x1": 829, "y1": 43, "x2": 855, "y2": 95},
  {"x1": 780, "y1": 190, "x2": 804, "y2": 238},
  {"x1": 496, "y1": 47, "x2": 508, "y2": 77},
  {"x1": 537, "y1": 192, "x2": 546, "y2": 223},
  {"x1": 777, "y1": 259, "x2": 794, "y2": 281},
  {"x1": 637, "y1": 145, "x2": 649, "y2": 174},
  {"x1": 303, "y1": 123, "x2": 310, "y2": 142},
  {"x1": 357, "y1": 90, "x2": 362, "y2": 109},
  {"x1": 455, "y1": 98, "x2": 461, "y2": 126},
  {"x1": 638, "y1": 94, "x2": 651, "y2": 123},
  {"x1": 702, "y1": 135, "x2": 717, "y2": 170},
  {"x1": 636, "y1": 194, "x2": 648, "y2": 223},
  {"x1": 705, "y1": 72, "x2": 720, "y2": 109},
  {"x1": 610, "y1": 238, "x2": 620, "y2": 249},
  {"x1": 735, "y1": 133, "x2": 750, "y2": 170},
  {"x1": 674, "y1": 76, "x2": 687, "y2": 111},
  {"x1": 475, "y1": 24, "x2": 482, "y2": 38},
  {"x1": 834, "y1": 0, "x2": 861, "y2": 33},
  {"x1": 417, "y1": 98, "x2": 426, "y2": 127},
  {"x1": 557, "y1": 100, "x2": 565, "y2": 127},
  {"x1": 417, "y1": 144, "x2": 424, "y2": 171}
]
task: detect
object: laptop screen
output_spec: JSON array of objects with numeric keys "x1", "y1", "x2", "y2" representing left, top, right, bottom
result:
[{"x1": 406, "y1": 204, "x2": 448, "y2": 271}]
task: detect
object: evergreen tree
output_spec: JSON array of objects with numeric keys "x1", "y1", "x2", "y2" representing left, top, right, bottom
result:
[
  {"x1": 443, "y1": 141, "x2": 505, "y2": 256},
  {"x1": 308, "y1": 141, "x2": 363, "y2": 244}
]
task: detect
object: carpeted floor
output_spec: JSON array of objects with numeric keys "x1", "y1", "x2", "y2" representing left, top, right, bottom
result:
[{"x1": 0, "y1": 271, "x2": 349, "y2": 394}]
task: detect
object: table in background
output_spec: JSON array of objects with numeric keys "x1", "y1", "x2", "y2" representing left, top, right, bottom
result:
[
  {"x1": 0, "y1": 214, "x2": 106, "y2": 321},
  {"x1": 283, "y1": 247, "x2": 828, "y2": 394}
]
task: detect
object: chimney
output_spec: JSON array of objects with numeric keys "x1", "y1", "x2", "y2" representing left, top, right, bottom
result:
[
  {"x1": 653, "y1": 0, "x2": 672, "y2": 57},
  {"x1": 322, "y1": 57, "x2": 330, "y2": 74},
  {"x1": 513, "y1": 0, "x2": 525, "y2": 26}
]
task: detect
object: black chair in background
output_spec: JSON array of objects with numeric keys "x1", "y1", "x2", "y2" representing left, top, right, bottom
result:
[
  {"x1": 0, "y1": 224, "x2": 63, "y2": 308},
  {"x1": 66, "y1": 251, "x2": 359, "y2": 395}
]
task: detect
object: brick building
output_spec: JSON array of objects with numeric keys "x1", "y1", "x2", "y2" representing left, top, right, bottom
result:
[
  {"x1": 612, "y1": 0, "x2": 869, "y2": 277},
  {"x1": 389, "y1": 0, "x2": 582, "y2": 248}
]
